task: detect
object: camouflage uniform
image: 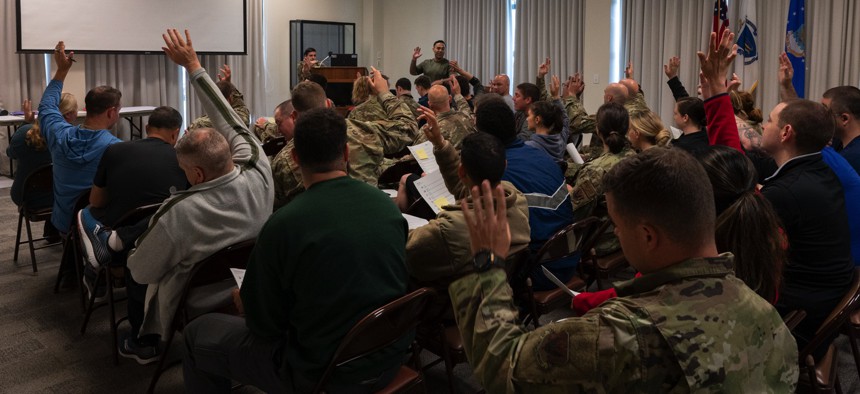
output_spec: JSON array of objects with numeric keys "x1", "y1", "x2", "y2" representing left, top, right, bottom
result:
[
  {"x1": 413, "y1": 109, "x2": 476, "y2": 149},
  {"x1": 569, "y1": 149, "x2": 634, "y2": 255},
  {"x1": 453, "y1": 94, "x2": 474, "y2": 120},
  {"x1": 397, "y1": 93, "x2": 421, "y2": 119},
  {"x1": 271, "y1": 139, "x2": 304, "y2": 209},
  {"x1": 253, "y1": 121, "x2": 280, "y2": 144},
  {"x1": 625, "y1": 91, "x2": 651, "y2": 116},
  {"x1": 270, "y1": 92, "x2": 417, "y2": 208},
  {"x1": 188, "y1": 90, "x2": 251, "y2": 130},
  {"x1": 348, "y1": 96, "x2": 387, "y2": 122},
  {"x1": 449, "y1": 253, "x2": 799, "y2": 393}
]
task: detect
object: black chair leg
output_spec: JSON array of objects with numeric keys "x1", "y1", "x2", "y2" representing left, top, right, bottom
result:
[
  {"x1": 13, "y1": 212, "x2": 23, "y2": 263},
  {"x1": 24, "y1": 216, "x2": 38, "y2": 273},
  {"x1": 54, "y1": 237, "x2": 73, "y2": 293},
  {"x1": 848, "y1": 327, "x2": 860, "y2": 376},
  {"x1": 107, "y1": 269, "x2": 119, "y2": 366},
  {"x1": 80, "y1": 268, "x2": 105, "y2": 334}
]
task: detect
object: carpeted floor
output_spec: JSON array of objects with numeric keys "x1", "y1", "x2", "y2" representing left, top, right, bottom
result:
[{"x1": 0, "y1": 181, "x2": 858, "y2": 393}]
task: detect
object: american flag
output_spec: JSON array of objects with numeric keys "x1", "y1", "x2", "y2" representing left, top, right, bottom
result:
[{"x1": 713, "y1": 0, "x2": 729, "y2": 35}]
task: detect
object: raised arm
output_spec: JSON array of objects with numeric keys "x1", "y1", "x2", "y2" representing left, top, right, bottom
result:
[
  {"x1": 450, "y1": 60, "x2": 485, "y2": 96},
  {"x1": 663, "y1": 56, "x2": 690, "y2": 101},
  {"x1": 38, "y1": 41, "x2": 76, "y2": 144},
  {"x1": 697, "y1": 29, "x2": 743, "y2": 152},
  {"x1": 778, "y1": 53, "x2": 799, "y2": 102},
  {"x1": 418, "y1": 105, "x2": 466, "y2": 199},
  {"x1": 162, "y1": 29, "x2": 267, "y2": 171},
  {"x1": 409, "y1": 47, "x2": 422, "y2": 76},
  {"x1": 365, "y1": 66, "x2": 419, "y2": 154}
]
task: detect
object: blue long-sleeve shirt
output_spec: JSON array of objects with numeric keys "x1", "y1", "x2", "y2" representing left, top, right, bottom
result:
[{"x1": 38, "y1": 79, "x2": 120, "y2": 231}]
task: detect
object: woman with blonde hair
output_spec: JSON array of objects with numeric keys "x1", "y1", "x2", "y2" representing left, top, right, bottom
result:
[
  {"x1": 347, "y1": 74, "x2": 385, "y2": 122},
  {"x1": 6, "y1": 93, "x2": 78, "y2": 239},
  {"x1": 627, "y1": 110, "x2": 671, "y2": 151}
]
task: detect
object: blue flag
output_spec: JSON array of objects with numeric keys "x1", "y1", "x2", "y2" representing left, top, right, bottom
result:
[{"x1": 785, "y1": 0, "x2": 806, "y2": 98}]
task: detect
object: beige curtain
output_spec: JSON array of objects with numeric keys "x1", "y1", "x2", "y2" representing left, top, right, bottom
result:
[
  {"x1": 621, "y1": 0, "x2": 713, "y2": 124},
  {"x1": 807, "y1": 0, "x2": 860, "y2": 99},
  {"x1": 1, "y1": 0, "x2": 48, "y2": 175},
  {"x1": 444, "y1": 0, "x2": 509, "y2": 85},
  {"x1": 514, "y1": 0, "x2": 585, "y2": 88}
]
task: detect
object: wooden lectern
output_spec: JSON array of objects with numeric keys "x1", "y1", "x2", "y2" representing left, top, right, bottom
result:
[{"x1": 311, "y1": 67, "x2": 368, "y2": 109}]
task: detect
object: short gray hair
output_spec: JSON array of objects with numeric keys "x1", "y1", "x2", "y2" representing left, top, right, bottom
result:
[{"x1": 175, "y1": 128, "x2": 232, "y2": 176}]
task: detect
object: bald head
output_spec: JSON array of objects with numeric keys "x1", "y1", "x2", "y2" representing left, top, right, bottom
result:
[
  {"x1": 604, "y1": 83, "x2": 630, "y2": 104},
  {"x1": 620, "y1": 79, "x2": 640, "y2": 95},
  {"x1": 428, "y1": 85, "x2": 451, "y2": 112},
  {"x1": 492, "y1": 74, "x2": 511, "y2": 96}
]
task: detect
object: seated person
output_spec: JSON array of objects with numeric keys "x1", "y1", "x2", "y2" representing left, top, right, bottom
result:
[
  {"x1": 627, "y1": 111, "x2": 671, "y2": 151},
  {"x1": 183, "y1": 106, "x2": 410, "y2": 393},
  {"x1": 405, "y1": 108, "x2": 530, "y2": 317},
  {"x1": 412, "y1": 83, "x2": 475, "y2": 149},
  {"x1": 569, "y1": 102, "x2": 634, "y2": 255},
  {"x1": 394, "y1": 77, "x2": 420, "y2": 118},
  {"x1": 669, "y1": 97, "x2": 709, "y2": 155},
  {"x1": 39, "y1": 41, "x2": 122, "y2": 234},
  {"x1": 76, "y1": 107, "x2": 188, "y2": 308},
  {"x1": 451, "y1": 148, "x2": 799, "y2": 392},
  {"x1": 415, "y1": 75, "x2": 431, "y2": 108},
  {"x1": 459, "y1": 95, "x2": 574, "y2": 291},
  {"x1": 188, "y1": 65, "x2": 250, "y2": 129},
  {"x1": 525, "y1": 100, "x2": 568, "y2": 161},
  {"x1": 252, "y1": 100, "x2": 290, "y2": 145},
  {"x1": 272, "y1": 72, "x2": 417, "y2": 208},
  {"x1": 117, "y1": 29, "x2": 274, "y2": 364},
  {"x1": 7, "y1": 95, "x2": 77, "y2": 239},
  {"x1": 347, "y1": 74, "x2": 386, "y2": 122}
]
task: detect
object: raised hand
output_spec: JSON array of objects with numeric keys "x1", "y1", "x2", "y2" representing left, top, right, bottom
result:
[
  {"x1": 569, "y1": 72, "x2": 585, "y2": 98},
  {"x1": 366, "y1": 66, "x2": 389, "y2": 95},
  {"x1": 625, "y1": 61, "x2": 634, "y2": 79},
  {"x1": 549, "y1": 75, "x2": 561, "y2": 99},
  {"x1": 663, "y1": 56, "x2": 680, "y2": 79},
  {"x1": 22, "y1": 99, "x2": 35, "y2": 123},
  {"x1": 538, "y1": 57, "x2": 551, "y2": 78},
  {"x1": 413, "y1": 47, "x2": 422, "y2": 61},
  {"x1": 778, "y1": 52, "x2": 794, "y2": 87},
  {"x1": 462, "y1": 180, "x2": 511, "y2": 259},
  {"x1": 162, "y1": 29, "x2": 201, "y2": 72},
  {"x1": 728, "y1": 73, "x2": 742, "y2": 92},
  {"x1": 450, "y1": 60, "x2": 461, "y2": 72},
  {"x1": 417, "y1": 105, "x2": 444, "y2": 148},
  {"x1": 217, "y1": 64, "x2": 232, "y2": 82},
  {"x1": 52, "y1": 41, "x2": 75, "y2": 72},
  {"x1": 696, "y1": 29, "x2": 737, "y2": 99},
  {"x1": 450, "y1": 75, "x2": 462, "y2": 96}
]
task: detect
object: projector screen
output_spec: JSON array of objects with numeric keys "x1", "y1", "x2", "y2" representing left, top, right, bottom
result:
[{"x1": 16, "y1": 0, "x2": 246, "y2": 54}]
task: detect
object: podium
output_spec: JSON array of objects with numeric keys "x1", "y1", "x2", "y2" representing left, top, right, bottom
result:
[{"x1": 311, "y1": 66, "x2": 368, "y2": 108}]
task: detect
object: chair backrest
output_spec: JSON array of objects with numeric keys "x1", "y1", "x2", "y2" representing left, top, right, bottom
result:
[
  {"x1": 21, "y1": 163, "x2": 53, "y2": 208},
  {"x1": 535, "y1": 216, "x2": 602, "y2": 266},
  {"x1": 377, "y1": 159, "x2": 421, "y2": 187},
  {"x1": 174, "y1": 239, "x2": 257, "y2": 324},
  {"x1": 313, "y1": 287, "x2": 437, "y2": 393},
  {"x1": 111, "y1": 203, "x2": 161, "y2": 229},
  {"x1": 262, "y1": 136, "x2": 287, "y2": 156},
  {"x1": 799, "y1": 268, "x2": 860, "y2": 360}
]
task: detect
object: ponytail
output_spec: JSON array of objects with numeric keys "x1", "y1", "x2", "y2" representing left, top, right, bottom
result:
[
  {"x1": 596, "y1": 102, "x2": 629, "y2": 154},
  {"x1": 24, "y1": 120, "x2": 46, "y2": 151}
]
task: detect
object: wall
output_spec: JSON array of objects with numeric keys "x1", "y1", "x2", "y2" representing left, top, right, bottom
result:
[
  {"x1": 582, "y1": 0, "x2": 612, "y2": 114},
  {"x1": 380, "y1": 0, "x2": 445, "y2": 96}
]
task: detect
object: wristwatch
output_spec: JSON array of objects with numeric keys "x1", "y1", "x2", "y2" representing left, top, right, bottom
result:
[{"x1": 472, "y1": 249, "x2": 505, "y2": 273}]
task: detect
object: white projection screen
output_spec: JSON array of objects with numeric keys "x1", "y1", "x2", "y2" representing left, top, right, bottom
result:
[{"x1": 16, "y1": 0, "x2": 246, "y2": 54}]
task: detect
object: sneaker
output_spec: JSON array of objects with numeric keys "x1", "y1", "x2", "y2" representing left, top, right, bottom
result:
[
  {"x1": 77, "y1": 208, "x2": 113, "y2": 269},
  {"x1": 82, "y1": 269, "x2": 107, "y2": 304},
  {"x1": 118, "y1": 333, "x2": 159, "y2": 365}
]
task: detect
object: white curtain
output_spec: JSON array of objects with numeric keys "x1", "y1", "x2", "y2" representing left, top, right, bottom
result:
[
  {"x1": 621, "y1": 0, "x2": 713, "y2": 124},
  {"x1": 807, "y1": 0, "x2": 860, "y2": 99},
  {"x1": 444, "y1": 0, "x2": 509, "y2": 85},
  {"x1": 187, "y1": 0, "x2": 273, "y2": 125},
  {"x1": 514, "y1": 0, "x2": 585, "y2": 87},
  {"x1": 84, "y1": 55, "x2": 181, "y2": 140},
  {"x1": 1, "y1": 0, "x2": 47, "y2": 175}
]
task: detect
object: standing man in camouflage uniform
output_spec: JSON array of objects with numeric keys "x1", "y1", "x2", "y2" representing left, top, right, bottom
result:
[
  {"x1": 188, "y1": 65, "x2": 250, "y2": 130},
  {"x1": 271, "y1": 68, "x2": 417, "y2": 208},
  {"x1": 450, "y1": 148, "x2": 799, "y2": 393},
  {"x1": 409, "y1": 40, "x2": 450, "y2": 82}
]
